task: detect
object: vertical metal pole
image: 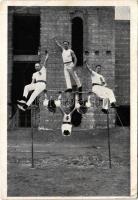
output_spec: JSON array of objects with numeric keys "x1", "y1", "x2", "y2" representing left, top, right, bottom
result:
[
  {"x1": 31, "y1": 107, "x2": 34, "y2": 168},
  {"x1": 31, "y1": 126, "x2": 34, "y2": 168},
  {"x1": 107, "y1": 111, "x2": 112, "y2": 168}
]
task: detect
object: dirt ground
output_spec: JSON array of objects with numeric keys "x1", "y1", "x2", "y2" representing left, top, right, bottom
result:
[{"x1": 7, "y1": 127, "x2": 130, "y2": 197}]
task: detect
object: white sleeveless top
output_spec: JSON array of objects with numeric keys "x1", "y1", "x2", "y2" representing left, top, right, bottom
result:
[
  {"x1": 32, "y1": 66, "x2": 46, "y2": 82},
  {"x1": 91, "y1": 70, "x2": 105, "y2": 85},
  {"x1": 62, "y1": 49, "x2": 73, "y2": 63}
]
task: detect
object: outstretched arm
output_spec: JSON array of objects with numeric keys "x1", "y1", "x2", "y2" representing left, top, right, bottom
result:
[
  {"x1": 31, "y1": 74, "x2": 36, "y2": 84},
  {"x1": 55, "y1": 39, "x2": 64, "y2": 51},
  {"x1": 43, "y1": 50, "x2": 49, "y2": 67},
  {"x1": 85, "y1": 62, "x2": 93, "y2": 74}
]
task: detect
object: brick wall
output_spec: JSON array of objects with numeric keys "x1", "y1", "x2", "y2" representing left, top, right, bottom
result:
[
  {"x1": 115, "y1": 20, "x2": 130, "y2": 105},
  {"x1": 39, "y1": 7, "x2": 71, "y2": 130},
  {"x1": 39, "y1": 7, "x2": 115, "y2": 129},
  {"x1": 8, "y1": 7, "x2": 117, "y2": 130},
  {"x1": 85, "y1": 7, "x2": 115, "y2": 128}
]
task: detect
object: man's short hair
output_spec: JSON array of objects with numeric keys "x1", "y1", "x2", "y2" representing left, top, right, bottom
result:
[
  {"x1": 63, "y1": 130, "x2": 70, "y2": 136},
  {"x1": 95, "y1": 65, "x2": 102, "y2": 68},
  {"x1": 63, "y1": 41, "x2": 69, "y2": 45},
  {"x1": 35, "y1": 63, "x2": 40, "y2": 67}
]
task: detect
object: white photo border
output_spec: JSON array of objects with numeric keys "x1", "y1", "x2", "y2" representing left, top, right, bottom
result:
[{"x1": 0, "y1": 0, "x2": 137, "y2": 199}]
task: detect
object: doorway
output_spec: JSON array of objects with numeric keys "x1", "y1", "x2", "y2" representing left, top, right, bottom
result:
[{"x1": 12, "y1": 62, "x2": 36, "y2": 127}]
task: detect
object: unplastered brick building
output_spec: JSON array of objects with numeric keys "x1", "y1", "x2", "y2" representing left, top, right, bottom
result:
[{"x1": 8, "y1": 6, "x2": 130, "y2": 129}]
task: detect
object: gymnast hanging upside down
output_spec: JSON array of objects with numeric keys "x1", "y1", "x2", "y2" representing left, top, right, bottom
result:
[
  {"x1": 17, "y1": 51, "x2": 49, "y2": 111},
  {"x1": 43, "y1": 92, "x2": 92, "y2": 136}
]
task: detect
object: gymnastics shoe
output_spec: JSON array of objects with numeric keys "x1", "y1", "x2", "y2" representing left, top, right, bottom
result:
[
  {"x1": 110, "y1": 102, "x2": 118, "y2": 108},
  {"x1": 65, "y1": 88, "x2": 72, "y2": 93},
  {"x1": 101, "y1": 108, "x2": 109, "y2": 114},
  {"x1": 17, "y1": 96, "x2": 27, "y2": 105},
  {"x1": 17, "y1": 104, "x2": 28, "y2": 111}
]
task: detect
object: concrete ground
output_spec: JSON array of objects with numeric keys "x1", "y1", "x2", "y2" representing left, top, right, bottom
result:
[{"x1": 7, "y1": 127, "x2": 130, "y2": 197}]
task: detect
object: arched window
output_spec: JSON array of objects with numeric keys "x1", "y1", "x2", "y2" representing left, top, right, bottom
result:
[{"x1": 72, "y1": 17, "x2": 83, "y2": 66}]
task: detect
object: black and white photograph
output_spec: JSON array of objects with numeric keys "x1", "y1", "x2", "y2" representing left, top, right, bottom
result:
[{"x1": 0, "y1": 0, "x2": 137, "y2": 199}]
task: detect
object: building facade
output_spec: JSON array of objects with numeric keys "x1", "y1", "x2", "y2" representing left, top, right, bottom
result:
[{"x1": 8, "y1": 6, "x2": 130, "y2": 129}]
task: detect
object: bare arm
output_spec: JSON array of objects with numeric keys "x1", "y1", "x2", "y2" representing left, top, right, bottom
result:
[
  {"x1": 100, "y1": 76, "x2": 107, "y2": 86},
  {"x1": 70, "y1": 93, "x2": 80, "y2": 115},
  {"x1": 71, "y1": 50, "x2": 77, "y2": 67},
  {"x1": 55, "y1": 39, "x2": 64, "y2": 51},
  {"x1": 31, "y1": 77, "x2": 36, "y2": 84},
  {"x1": 85, "y1": 62, "x2": 93, "y2": 74},
  {"x1": 43, "y1": 50, "x2": 49, "y2": 68}
]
